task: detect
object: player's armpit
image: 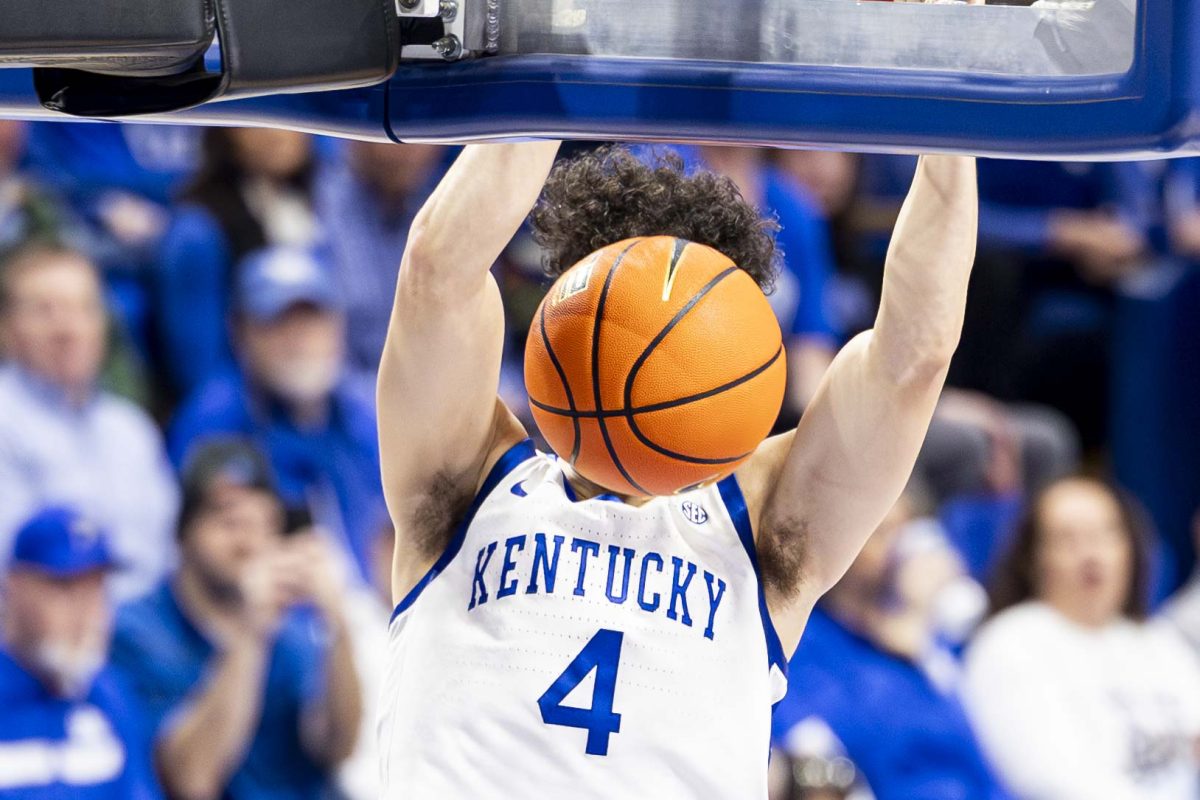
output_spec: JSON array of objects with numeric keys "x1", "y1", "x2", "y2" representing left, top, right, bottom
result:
[{"x1": 734, "y1": 331, "x2": 950, "y2": 655}]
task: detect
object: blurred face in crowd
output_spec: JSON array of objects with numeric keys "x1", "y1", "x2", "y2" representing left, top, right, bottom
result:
[
  {"x1": 350, "y1": 142, "x2": 444, "y2": 199},
  {"x1": 1, "y1": 569, "x2": 110, "y2": 698},
  {"x1": 1032, "y1": 478, "x2": 1133, "y2": 627},
  {"x1": 182, "y1": 479, "x2": 286, "y2": 601},
  {"x1": 777, "y1": 150, "x2": 858, "y2": 217},
  {"x1": 0, "y1": 120, "x2": 26, "y2": 175},
  {"x1": 228, "y1": 128, "x2": 311, "y2": 181},
  {"x1": 1, "y1": 250, "x2": 107, "y2": 397},
  {"x1": 240, "y1": 303, "x2": 345, "y2": 407}
]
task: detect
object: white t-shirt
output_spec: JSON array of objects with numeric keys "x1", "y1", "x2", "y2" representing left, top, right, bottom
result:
[
  {"x1": 962, "y1": 601, "x2": 1200, "y2": 800},
  {"x1": 1162, "y1": 577, "x2": 1200, "y2": 658}
]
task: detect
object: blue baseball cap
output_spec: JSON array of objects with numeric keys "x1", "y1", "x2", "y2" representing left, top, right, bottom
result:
[
  {"x1": 8, "y1": 507, "x2": 119, "y2": 578},
  {"x1": 235, "y1": 246, "x2": 341, "y2": 322}
]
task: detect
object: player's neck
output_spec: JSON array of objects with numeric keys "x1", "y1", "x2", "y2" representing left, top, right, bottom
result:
[{"x1": 562, "y1": 464, "x2": 652, "y2": 507}]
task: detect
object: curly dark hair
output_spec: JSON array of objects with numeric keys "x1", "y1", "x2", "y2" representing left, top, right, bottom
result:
[{"x1": 528, "y1": 146, "x2": 781, "y2": 292}]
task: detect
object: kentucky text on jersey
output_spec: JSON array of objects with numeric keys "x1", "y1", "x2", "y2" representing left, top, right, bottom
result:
[{"x1": 468, "y1": 533, "x2": 729, "y2": 640}]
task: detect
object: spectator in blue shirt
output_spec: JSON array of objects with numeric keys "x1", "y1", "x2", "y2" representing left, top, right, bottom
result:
[
  {"x1": 22, "y1": 123, "x2": 202, "y2": 362},
  {"x1": 155, "y1": 128, "x2": 322, "y2": 397},
  {"x1": 973, "y1": 160, "x2": 1157, "y2": 449},
  {"x1": 168, "y1": 245, "x2": 386, "y2": 582},
  {"x1": 0, "y1": 243, "x2": 180, "y2": 602},
  {"x1": 110, "y1": 438, "x2": 362, "y2": 800},
  {"x1": 691, "y1": 146, "x2": 841, "y2": 423},
  {"x1": 773, "y1": 487, "x2": 1009, "y2": 800},
  {"x1": 0, "y1": 506, "x2": 162, "y2": 800},
  {"x1": 315, "y1": 142, "x2": 445, "y2": 383}
]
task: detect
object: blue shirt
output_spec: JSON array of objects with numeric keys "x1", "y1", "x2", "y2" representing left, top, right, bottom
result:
[
  {"x1": 167, "y1": 368, "x2": 386, "y2": 582},
  {"x1": 314, "y1": 155, "x2": 444, "y2": 382},
  {"x1": 0, "y1": 366, "x2": 180, "y2": 603},
  {"x1": 976, "y1": 160, "x2": 1155, "y2": 253},
  {"x1": 109, "y1": 583, "x2": 330, "y2": 800},
  {"x1": 773, "y1": 608, "x2": 1012, "y2": 800},
  {"x1": 762, "y1": 168, "x2": 840, "y2": 343},
  {"x1": 154, "y1": 204, "x2": 238, "y2": 396},
  {"x1": 0, "y1": 647, "x2": 162, "y2": 800},
  {"x1": 23, "y1": 123, "x2": 200, "y2": 207}
]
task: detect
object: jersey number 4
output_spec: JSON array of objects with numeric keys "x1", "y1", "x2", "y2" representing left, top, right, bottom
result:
[{"x1": 537, "y1": 628, "x2": 624, "y2": 756}]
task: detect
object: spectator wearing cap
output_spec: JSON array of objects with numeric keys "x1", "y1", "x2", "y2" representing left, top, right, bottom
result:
[
  {"x1": 0, "y1": 507, "x2": 162, "y2": 799},
  {"x1": 0, "y1": 243, "x2": 179, "y2": 602},
  {"x1": 167, "y1": 245, "x2": 386, "y2": 582},
  {"x1": 110, "y1": 438, "x2": 362, "y2": 800}
]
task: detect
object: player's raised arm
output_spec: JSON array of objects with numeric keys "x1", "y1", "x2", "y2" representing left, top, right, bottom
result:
[
  {"x1": 741, "y1": 155, "x2": 978, "y2": 652},
  {"x1": 378, "y1": 141, "x2": 561, "y2": 601}
]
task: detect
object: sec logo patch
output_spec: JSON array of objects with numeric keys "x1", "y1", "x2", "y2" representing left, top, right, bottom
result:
[{"x1": 681, "y1": 501, "x2": 709, "y2": 525}]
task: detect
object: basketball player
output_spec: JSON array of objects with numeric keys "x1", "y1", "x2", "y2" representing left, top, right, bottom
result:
[{"x1": 377, "y1": 143, "x2": 977, "y2": 798}]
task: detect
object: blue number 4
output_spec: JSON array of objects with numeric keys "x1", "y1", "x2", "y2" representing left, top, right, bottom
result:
[{"x1": 538, "y1": 628, "x2": 624, "y2": 756}]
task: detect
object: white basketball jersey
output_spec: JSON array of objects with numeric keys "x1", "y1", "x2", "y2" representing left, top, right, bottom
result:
[{"x1": 379, "y1": 440, "x2": 789, "y2": 799}]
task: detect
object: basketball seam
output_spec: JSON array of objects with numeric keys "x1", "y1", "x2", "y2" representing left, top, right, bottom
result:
[
  {"x1": 592, "y1": 239, "x2": 651, "y2": 496},
  {"x1": 538, "y1": 301, "x2": 581, "y2": 464},
  {"x1": 528, "y1": 344, "x2": 784, "y2": 419},
  {"x1": 623, "y1": 265, "x2": 763, "y2": 466}
]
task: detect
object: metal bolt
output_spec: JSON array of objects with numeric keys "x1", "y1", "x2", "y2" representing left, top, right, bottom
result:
[
  {"x1": 439, "y1": 0, "x2": 458, "y2": 22},
  {"x1": 431, "y1": 34, "x2": 463, "y2": 60},
  {"x1": 397, "y1": 0, "x2": 422, "y2": 10}
]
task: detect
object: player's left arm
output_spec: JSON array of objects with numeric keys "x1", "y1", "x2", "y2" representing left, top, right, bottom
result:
[{"x1": 736, "y1": 155, "x2": 978, "y2": 654}]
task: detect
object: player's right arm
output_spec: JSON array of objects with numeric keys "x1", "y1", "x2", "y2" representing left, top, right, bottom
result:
[{"x1": 378, "y1": 141, "x2": 561, "y2": 604}]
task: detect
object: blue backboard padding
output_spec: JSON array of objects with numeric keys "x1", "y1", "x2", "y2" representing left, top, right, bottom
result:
[{"x1": 0, "y1": 0, "x2": 1197, "y2": 158}]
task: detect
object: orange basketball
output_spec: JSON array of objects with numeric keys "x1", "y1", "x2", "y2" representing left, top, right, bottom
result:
[{"x1": 525, "y1": 235, "x2": 786, "y2": 497}]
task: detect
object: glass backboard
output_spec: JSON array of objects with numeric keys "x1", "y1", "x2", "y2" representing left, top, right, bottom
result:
[{"x1": 500, "y1": 0, "x2": 1137, "y2": 77}]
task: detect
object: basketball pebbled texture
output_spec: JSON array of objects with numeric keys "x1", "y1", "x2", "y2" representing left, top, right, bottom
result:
[{"x1": 525, "y1": 235, "x2": 786, "y2": 497}]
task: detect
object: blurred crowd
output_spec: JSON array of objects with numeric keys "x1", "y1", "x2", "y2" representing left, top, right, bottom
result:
[{"x1": 0, "y1": 120, "x2": 1198, "y2": 799}]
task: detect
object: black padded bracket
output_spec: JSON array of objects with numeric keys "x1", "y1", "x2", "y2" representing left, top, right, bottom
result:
[{"x1": 15, "y1": 0, "x2": 401, "y2": 117}]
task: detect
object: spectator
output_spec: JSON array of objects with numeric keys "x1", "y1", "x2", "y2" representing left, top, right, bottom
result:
[
  {"x1": 962, "y1": 476, "x2": 1200, "y2": 800},
  {"x1": 168, "y1": 245, "x2": 385, "y2": 582},
  {"x1": 0, "y1": 243, "x2": 179, "y2": 602},
  {"x1": 695, "y1": 145, "x2": 841, "y2": 419},
  {"x1": 316, "y1": 142, "x2": 445, "y2": 381},
  {"x1": 0, "y1": 507, "x2": 161, "y2": 799},
  {"x1": 0, "y1": 121, "x2": 62, "y2": 260},
  {"x1": 773, "y1": 486, "x2": 1008, "y2": 800},
  {"x1": 22, "y1": 123, "x2": 201, "y2": 369},
  {"x1": 779, "y1": 152, "x2": 1081, "y2": 503},
  {"x1": 974, "y1": 160, "x2": 1155, "y2": 448},
  {"x1": 110, "y1": 438, "x2": 362, "y2": 800},
  {"x1": 773, "y1": 149, "x2": 871, "y2": 330},
  {"x1": 334, "y1": 523, "x2": 395, "y2": 800},
  {"x1": 156, "y1": 128, "x2": 321, "y2": 397}
]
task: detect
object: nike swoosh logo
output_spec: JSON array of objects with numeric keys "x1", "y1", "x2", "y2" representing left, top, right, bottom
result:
[{"x1": 511, "y1": 481, "x2": 528, "y2": 497}]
